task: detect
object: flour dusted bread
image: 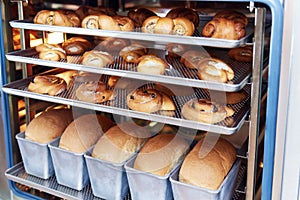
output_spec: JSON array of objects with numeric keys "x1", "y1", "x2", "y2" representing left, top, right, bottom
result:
[
  {"x1": 92, "y1": 122, "x2": 151, "y2": 163},
  {"x1": 133, "y1": 134, "x2": 189, "y2": 176},
  {"x1": 25, "y1": 108, "x2": 73, "y2": 144},
  {"x1": 59, "y1": 114, "x2": 114, "y2": 153},
  {"x1": 179, "y1": 138, "x2": 236, "y2": 190}
]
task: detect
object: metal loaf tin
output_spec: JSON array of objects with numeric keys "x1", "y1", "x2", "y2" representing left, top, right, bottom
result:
[
  {"x1": 84, "y1": 149, "x2": 131, "y2": 200},
  {"x1": 48, "y1": 138, "x2": 89, "y2": 190},
  {"x1": 170, "y1": 158, "x2": 241, "y2": 200},
  {"x1": 124, "y1": 155, "x2": 179, "y2": 200},
  {"x1": 16, "y1": 132, "x2": 58, "y2": 179}
]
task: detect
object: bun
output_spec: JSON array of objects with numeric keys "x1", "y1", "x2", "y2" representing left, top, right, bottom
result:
[
  {"x1": 137, "y1": 55, "x2": 168, "y2": 75},
  {"x1": 202, "y1": 10, "x2": 248, "y2": 40},
  {"x1": 181, "y1": 98, "x2": 234, "y2": 124},
  {"x1": 55, "y1": 70, "x2": 78, "y2": 86},
  {"x1": 112, "y1": 15, "x2": 135, "y2": 31},
  {"x1": 197, "y1": 58, "x2": 234, "y2": 83},
  {"x1": 59, "y1": 114, "x2": 114, "y2": 153},
  {"x1": 227, "y1": 45, "x2": 253, "y2": 62},
  {"x1": 119, "y1": 44, "x2": 148, "y2": 63},
  {"x1": 180, "y1": 50, "x2": 211, "y2": 69},
  {"x1": 154, "y1": 17, "x2": 174, "y2": 34},
  {"x1": 81, "y1": 14, "x2": 102, "y2": 29},
  {"x1": 172, "y1": 17, "x2": 195, "y2": 36},
  {"x1": 142, "y1": 16, "x2": 160, "y2": 33},
  {"x1": 166, "y1": 43, "x2": 189, "y2": 58},
  {"x1": 25, "y1": 109, "x2": 73, "y2": 144},
  {"x1": 134, "y1": 134, "x2": 189, "y2": 176},
  {"x1": 62, "y1": 37, "x2": 92, "y2": 55},
  {"x1": 166, "y1": 7, "x2": 199, "y2": 27},
  {"x1": 80, "y1": 50, "x2": 114, "y2": 67},
  {"x1": 28, "y1": 75, "x2": 67, "y2": 96},
  {"x1": 36, "y1": 44, "x2": 66, "y2": 61},
  {"x1": 179, "y1": 138, "x2": 236, "y2": 190},
  {"x1": 97, "y1": 37, "x2": 130, "y2": 52},
  {"x1": 128, "y1": 8, "x2": 157, "y2": 28},
  {"x1": 92, "y1": 123, "x2": 151, "y2": 163},
  {"x1": 34, "y1": 10, "x2": 80, "y2": 27},
  {"x1": 75, "y1": 81, "x2": 116, "y2": 103}
]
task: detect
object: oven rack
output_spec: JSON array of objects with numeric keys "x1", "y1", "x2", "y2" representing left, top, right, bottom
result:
[{"x1": 6, "y1": 47, "x2": 252, "y2": 92}]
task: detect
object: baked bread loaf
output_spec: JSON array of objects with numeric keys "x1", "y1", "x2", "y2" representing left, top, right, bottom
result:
[
  {"x1": 137, "y1": 55, "x2": 168, "y2": 75},
  {"x1": 180, "y1": 50, "x2": 211, "y2": 69},
  {"x1": 80, "y1": 50, "x2": 114, "y2": 68},
  {"x1": 179, "y1": 138, "x2": 236, "y2": 190},
  {"x1": 97, "y1": 37, "x2": 130, "y2": 52},
  {"x1": 227, "y1": 45, "x2": 253, "y2": 62},
  {"x1": 34, "y1": 10, "x2": 80, "y2": 27},
  {"x1": 25, "y1": 108, "x2": 73, "y2": 144},
  {"x1": 197, "y1": 58, "x2": 234, "y2": 83},
  {"x1": 28, "y1": 75, "x2": 67, "y2": 96},
  {"x1": 75, "y1": 81, "x2": 116, "y2": 104},
  {"x1": 133, "y1": 134, "x2": 189, "y2": 176},
  {"x1": 166, "y1": 7, "x2": 199, "y2": 27},
  {"x1": 36, "y1": 43, "x2": 66, "y2": 61},
  {"x1": 119, "y1": 44, "x2": 148, "y2": 63},
  {"x1": 128, "y1": 8, "x2": 157, "y2": 28},
  {"x1": 62, "y1": 37, "x2": 92, "y2": 55},
  {"x1": 55, "y1": 70, "x2": 78, "y2": 86},
  {"x1": 92, "y1": 122, "x2": 151, "y2": 163},
  {"x1": 59, "y1": 114, "x2": 115, "y2": 153},
  {"x1": 181, "y1": 98, "x2": 235, "y2": 124},
  {"x1": 202, "y1": 10, "x2": 248, "y2": 40}
]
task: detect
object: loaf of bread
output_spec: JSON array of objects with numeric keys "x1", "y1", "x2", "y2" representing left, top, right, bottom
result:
[
  {"x1": 25, "y1": 108, "x2": 73, "y2": 144},
  {"x1": 59, "y1": 114, "x2": 115, "y2": 153},
  {"x1": 92, "y1": 122, "x2": 151, "y2": 163},
  {"x1": 133, "y1": 134, "x2": 189, "y2": 176},
  {"x1": 179, "y1": 138, "x2": 236, "y2": 190}
]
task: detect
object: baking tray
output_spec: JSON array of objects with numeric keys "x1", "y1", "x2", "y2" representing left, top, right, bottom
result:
[
  {"x1": 9, "y1": 19, "x2": 253, "y2": 48},
  {"x1": 2, "y1": 73, "x2": 251, "y2": 135},
  {"x1": 5, "y1": 47, "x2": 252, "y2": 92}
]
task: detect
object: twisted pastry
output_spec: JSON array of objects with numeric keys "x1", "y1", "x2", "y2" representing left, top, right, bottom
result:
[
  {"x1": 181, "y1": 98, "x2": 234, "y2": 124},
  {"x1": 81, "y1": 14, "x2": 102, "y2": 29},
  {"x1": 28, "y1": 75, "x2": 67, "y2": 96},
  {"x1": 173, "y1": 17, "x2": 195, "y2": 36}
]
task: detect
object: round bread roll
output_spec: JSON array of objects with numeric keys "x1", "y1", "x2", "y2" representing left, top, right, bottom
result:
[
  {"x1": 154, "y1": 17, "x2": 174, "y2": 35},
  {"x1": 172, "y1": 17, "x2": 195, "y2": 36},
  {"x1": 59, "y1": 114, "x2": 115, "y2": 153},
  {"x1": 128, "y1": 8, "x2": 157, "y2": 28},
  {"x1": 28, "y1": 75, "x2": 67, "y2": 96},
  {"x1": 98, "y1": 37, "x2": 130, "y2": 52},
  {"x1": 80, "y1": 50, "x2": 114, "y2": 68},
  {"x1": 36, "y1": 43, "x2": 66, "y2": 61},
  {"x1": 166, "y1": 7, "x2": 199, "y2": 27},
  {"x1": 179, "y1": 138, "x2": 236, "y2": 190},
  {"x1": 92, "y1": 122, "x2": 151, "y2": 163},
  {"x1": 142, "y1": 16, "x2": 160, "y2": 33},
  {"x1": 119, "y1": 44, "x2": 148, "y2": 63},
  {"x1": 166, "y1": 43, "x2": 189, "y2": 58},
  {"x1": 227, "y1": 45, "x2": 253, "y2": 62},
  {"x1": 62, "y1": 37, "x2": 92, "y2": 55},
  {"x1": 133, "y1": 134, "x2": 189, "y2": 176},
  {"x1": 137, "y1": 55, "x2": 168, "y2": 75},
  {"x1": 25, "y1": 109, "x2": 73, "y2": 144}
]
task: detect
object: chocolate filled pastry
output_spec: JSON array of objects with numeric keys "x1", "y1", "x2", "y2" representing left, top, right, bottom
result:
[
  {"x1": 75, "y1": 81, "x2": 116, "y2": 103},
  {"x1": 36, "y1": 43, "x2": 66, "y2": 61},
  {"x1": 197, "y1": 58, "x2": 234, "y2": 83},
  {"x1": 166, "y1": 43, "x2": 189, "y2": 58},
  {"x1": 202, "y1": 10, "x2": 248, "y2": 40},
  {"x1": 119, "y1": 44, "x2": 148, "y2": 63},
  {"x1": 80, "y1": 50, "x2": 114, "y2": 67},
  {"x1": 62, "y1": 37, "x2": 92, "y2": 55},
  {"x1": 28, "y1": 75, "x2": 67, "y2": 96},
  {"x1": 227, "y1": 45, "x2": 253, "y2": 62},
  {"x1": 34, "y1": 10, "x2": 80, "y2": 27},
  {"x1": 97, "y1": 37, "x2": 130, "y2": 52},
  {"x1": 181, "y1": 98, "x2": 234, "y2": 124},
  {"x1": 128, "y1": 8, "x2": 157, "y2": 28},
  {"x1": 172, "y1": 17, "x2": 195, "y2": 36},
  {"x1": 180, "y1": 50, "x2": 211, "y2": 69},
  {"x1": 137, "y1": 55, "x2": 168, "y2": 75},
  {"x1": 166, "y1": 7, "x2": 200, "y2": 27}
]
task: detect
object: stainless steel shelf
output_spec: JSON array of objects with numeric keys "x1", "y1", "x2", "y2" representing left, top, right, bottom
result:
[{"x1": 9, "y1": 20, "x2": 253, "y2": 48}]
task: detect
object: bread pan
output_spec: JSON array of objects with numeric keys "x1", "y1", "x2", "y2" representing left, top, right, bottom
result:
[
  {"x1": 170, "y1": 158, "x2": 241, "y2": 200},
  {"x1": 16, "y1": 132, "x2": 57, "y2": 179},
  {"x1": 48, "y1": 138, "x2": 89, "y2": 190},
  {"x1": 84, "y1": 149, "x2": 131, "y2": 200},
  {"x1": 124, "y1": 155, "x2": 179, "y2": 200}
]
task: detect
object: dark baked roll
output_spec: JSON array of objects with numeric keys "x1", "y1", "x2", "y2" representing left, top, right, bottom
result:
[
  {"x1": 166, "y1": 7, "x2": 199, "y2": 27},
  {"x1": 128, "y1": 8, "x2": 157, "y2": 28},
  {"x1": 227, "y1": 45, "x2": 253, "y2": 62},
  {"x1": 62, "y1": 37, "x2": 92, "y2": 55}
]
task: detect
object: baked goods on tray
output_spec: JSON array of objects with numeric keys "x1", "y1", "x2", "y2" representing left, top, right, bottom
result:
[
  {"x1": 28, "y1": 75, "x2": 67, "y2": 96},
  {"x1": 202, "y1": 10, "x2": 248, "y2": 40},
  {"x1": 119, "y1": 44, "x2": 148, "y2": 63},
  {"x1": 180, "y1": 50, "x2": 211, "y2": 69},
  {"x1": 137, "y1": 55, "x2": 169, "y2": 75},
  {"x1": 166, "y1": 7, "x2": 199, "y2": 27},
  {"x1": 96, "y1": 37, "x2": 130, "y2": 52},
  {"x1": 35, "y1": 43, "x2": 66, "y2": 61},
  {"x1": 80, "y1": 50, "x2": 114, "y2": 68},
  {"x1": 34, "y1": 10, "x2": 80, "y2": 27},
  {"x1": 62, "y1": 37, "x2": 92, "y2": 55},
  {"x1": 227, "y1": 45, "x2": 253, "y2": 62},
  {"x1": 128, "y1": 8, "x2": 157, "y2": 28}
]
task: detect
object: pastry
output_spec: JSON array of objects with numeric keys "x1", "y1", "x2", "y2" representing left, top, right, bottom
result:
[
  {"x1": 166, "y1": 43, "x2": 189, "y2": 58},
  {"x1": 28, "y1": 75, "x2": 67, "y2": 96},
  {"x1": 197, "y1": 58, "x2": 234, "y2": 83},
  {"x1": 154, "y1": 17, "x2": 174, "y2": 34},
  {"x1": 80, "y1": 50, "x2": 114, "y2": 67},
  {"x1": 128, "y1": 8, "x2": 157, "y2": 28},
  {"x1": 34, "y1": 10, "x2": 80, "y2": 27},
  {"x1": 36, "y1": 43, "x2": 66, "y2": 61},
  {"x1": 166, "y1": 7, "x2": 199, "y2": 27},
  {"x1": 75, "y1": 5, "x2": 116, "y2": 20},
  {"x1": 172, "y1": 17, "x2": 195, "y2": 36},
  {"x1": 112, "y1": 15, "x2": 135, "y2": 31},
  {"x1": 62, "y1": 37, "x2": 92, "y2": 55},
  {"x1": 137, "y1": 55, "x2": 168, "y2": 75},
  {"x1": 141, "y1": 16, "x2": 160, "y2": 33},
  {"x1": 75, "y1": 81, "x2": 116, "y2": 103},
  {"x1": 181, "y1": 98, "x2": 234, "y2": 124},
  {"x1": 55, "y1": 70, "x2": 78, "y2": 86},
  {"x1": 81, "y1": 14, "x2": 102, "y2": 29},
  {"x1": 180, "y1": 50, "x2": 211, "y2": 69},
  {"x1": 227, "y1": 45, "x2": 253, "y2": 62},
  {"x1": 119, "y1": 44, "x2": 148, "y2": 63},
  {"x1": 97, "y1": 37, "x2": 130, "y2": 52},
  {"x1": 208, "y1": 89, "x2": 248, "y2": 104}
]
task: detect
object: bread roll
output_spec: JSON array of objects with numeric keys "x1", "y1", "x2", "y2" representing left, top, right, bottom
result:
[
  {"x1": 59, "y1": 114, "x2": 114, "y2": 153},
  {"x1": 179, "y1": 138, "x2": 236, "y2": 190},
  {"x1": 25, "y1": 109, "x2": 73, "y2": 144},
  {"x1": 134, "y1": 134, "x2": 189, "y2": 176},
  {"x1": 227, "y1": 45, "x2": 253, "y2": 62},
  {"x1": 28, "y1": 75, "x2": 67, "y2": 96},
  {"x1": 92, "y1": 122, "x2": 151, "y2": 163},
  {"x1": 34, "y1": 10, "x2": 80, "y2": 27},
  {"x1": 128, "y1": 8, "x2": 157, "y2": 28},
  {"x1": 62, "y1": 37, "x2": 92, "y2": 55},
  {"x1": 166, "y1": 7, "x2": 199, "y2": 27},
  {"x1": 80, "y1": 50, "x2": 114, "y2": 68}
]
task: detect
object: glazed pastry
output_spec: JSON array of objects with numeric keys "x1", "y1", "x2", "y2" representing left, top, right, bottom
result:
[
  {"x1": 128, "y1": 8, "x2": 157, "y2": 28},
  {"x1": 180, "y1": 50, "x2": 211, "y2": 69},
  {"x1": 181, "y1": 98, "x2": 234, "y2": 124},
  {"x1": 142, "y1": 16, "x2": 160, "y2": 34},
  {"x1": 81, "y1": 14, "x2": 102, "y2": 29},
  {"x1": 154, "y1": 17, "x2": 174, "y2": 34},
  {"x1": 28, "y1": 75, "x2": 67, "y2": 96},
  {"x1": 197, "y1": 58, "x2": 234, "y2": 83},
  {"x1": 62, "y1": 37, "x2": 92, "y2": 55},
  {"x1": 119, "y1": 44, "x2": 148, "y2": 63},
  {"x1": 80, "y1": 50, "x2": 114, "y2": 68},
  {"x1": 75, "y1": 81, "x2": 116, "y2": 103},
  {"x1": 34, "y1": 10, "x2": 80, "y2": 27},
  {"x1": 137, "y1": 55, "x2": 168, "y2": 75},
  {"x1": 173, "y1": 17, "x2": 195, "y2": 36},
  {"x1": 166, "y1": 7, "x2": 199, "y2": 27},
  {"x1": 227, "y1": 45, "x2": 253, "y2": 62}
]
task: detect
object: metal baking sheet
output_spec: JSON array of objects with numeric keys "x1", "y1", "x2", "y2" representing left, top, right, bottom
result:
[
  {"x1": 9, "y1": 20, "x2": 253, "y2": 48},
  {"x1": 5, "y1": 47, "x2": 251, "y2": 92},
  {"x1": 2, "y1": 72, "x2": 250, "y2": 135}
]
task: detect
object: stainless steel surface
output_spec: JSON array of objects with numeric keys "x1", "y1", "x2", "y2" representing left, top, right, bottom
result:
[
  {"x1": 2, "y1": 75, "x2": 251, "y2": 135},
  {"x1": 9, "y1": 20, "x2": 254, "y2": 48},
  {"x1": 5, "y1": 48, "x2": 252, "y2": 92},
  {"x1": 246, "y1": 8, "x2": 265, "y2": 200}
]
